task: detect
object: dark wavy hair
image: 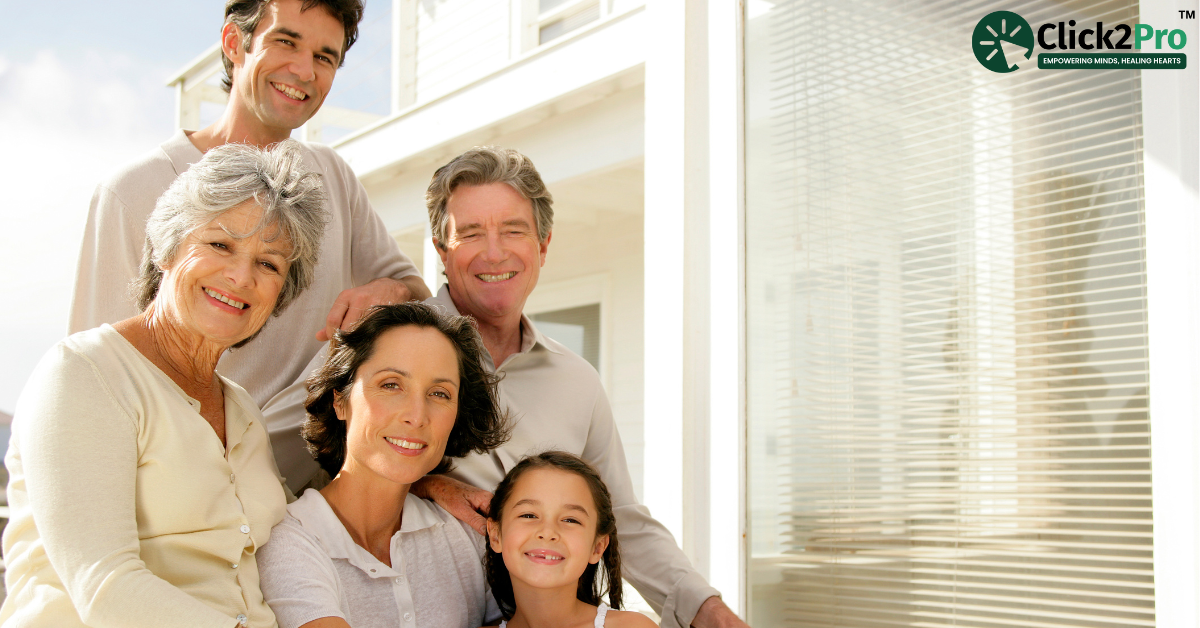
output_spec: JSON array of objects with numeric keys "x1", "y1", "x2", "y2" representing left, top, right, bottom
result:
[
  {"x1": 221, "y1": 0, "x2": 365, "y2": 93},
  {"x1": 302, "y1": 303, "x2": 511, "y2": 477},
  {"x1": 486, "y1": 451, "x2": 623, "y2": 620}
]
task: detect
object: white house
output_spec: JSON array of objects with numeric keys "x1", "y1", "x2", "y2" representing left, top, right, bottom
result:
[{"x1": 169, "y1": 0, "x2": 1200, "y2": 625}]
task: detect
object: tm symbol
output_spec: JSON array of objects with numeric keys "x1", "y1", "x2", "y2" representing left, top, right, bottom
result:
[{"x1": 1181, "y1": 9, "x2": 1197, "y2": 18}]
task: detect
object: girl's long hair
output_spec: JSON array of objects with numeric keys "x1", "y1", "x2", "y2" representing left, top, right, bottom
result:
[{"x1": 485, "y1": 451, "x2": 623, "y2": 620}]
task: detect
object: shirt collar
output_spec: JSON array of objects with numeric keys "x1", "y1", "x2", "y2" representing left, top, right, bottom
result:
[
  {"x1": 427, "y1": 285, "x2": 561, "y2": 365},
  {"x1": 162, "y1": 128, "x2": 323, "y2": 178},
  {"x1": 287, "y1": 489, "x2": 446, "y2": 577}
]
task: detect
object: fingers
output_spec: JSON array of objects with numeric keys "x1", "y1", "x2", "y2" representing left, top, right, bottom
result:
[
  {"x1": 465, "y1": 511, "x2": 488, "y2": 537},
  {"x1": 318, "y1": 300, "x2": 350, "y2": 341}
]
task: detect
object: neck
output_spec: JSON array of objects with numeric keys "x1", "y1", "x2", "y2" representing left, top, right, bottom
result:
[
  {"x1": 319, "y1": 468, "x2": 411, "y2": 566},
  {"x1": 188, "y1": 97, "x2": 292, "y2": 152},
  {"x1": 124, "y1": 306, "x2": 227, "y2": 387},
  {"x1": 508, "y1": 581, "x2": 595, "y2": 628},
  {"x1": 445, "y1": 289, "x2": 525, "y2": 367}
]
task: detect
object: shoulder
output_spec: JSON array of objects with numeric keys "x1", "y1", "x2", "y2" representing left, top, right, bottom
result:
[
  {"x1": 604, "y1": 609, "x2": 658, "y2": 628},
  {"x1": 94, "y1": 135, "x2": 189, "y2": 207},
  {"x1": 260, "y1": 504, "x2": 332, "y2": 568},
  {"x1": 297, "y1": 140, "x2": 354, "y2": 178},
  {"x1": 527, "y1": 322, "x2": 602, "y2": 382}
]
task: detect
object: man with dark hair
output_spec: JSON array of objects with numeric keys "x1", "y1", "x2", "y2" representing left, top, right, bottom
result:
[
  {"x1": 70, "y1": 0, "x2": 430, "y2": 491},
  {"x1": 417, "y1": 147, "x2": 752, "y2": 628}
]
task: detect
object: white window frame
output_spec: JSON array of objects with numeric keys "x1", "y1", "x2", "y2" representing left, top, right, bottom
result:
[{"x1": 524, "y1": 273, "x2": 613, "y2": 391}]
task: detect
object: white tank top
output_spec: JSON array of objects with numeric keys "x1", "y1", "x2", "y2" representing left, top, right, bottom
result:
[{"x1": 499, "y1": 602, "x2": 609, "y2": 628}]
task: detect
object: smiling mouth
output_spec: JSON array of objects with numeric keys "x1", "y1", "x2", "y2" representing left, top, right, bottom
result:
[
  {"x1": 384, "y1": 437, "x2": 426, "y2": 451},
  {"x1": 477, "y1": 272, "x2": 516, "y2": 283},
  {"x1": 272, "y1": 82, "x2": 308, "y2": 101},
  {"x1": 204, "y1": 287, "x2": 248, "y2": 310},
  {"x1": 525, "y1": 551, "x2": 564, "y2": 562}
]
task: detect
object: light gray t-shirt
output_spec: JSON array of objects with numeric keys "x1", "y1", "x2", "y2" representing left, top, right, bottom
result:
[{"x1": 258, "y1": 489, "x2": 500, "y2": 628}]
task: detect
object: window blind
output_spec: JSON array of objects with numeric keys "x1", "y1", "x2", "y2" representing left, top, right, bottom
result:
[{"x1": 745, "y1": 0, "x2": 1151, "y2": 626}]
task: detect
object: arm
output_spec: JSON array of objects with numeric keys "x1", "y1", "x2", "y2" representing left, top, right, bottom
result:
[
  {"x1": 68, "y1": 184, "x2": 146, "y2": 333},
  {"x1": 691, "y1": 597, "x2": 750, "y2": 628},
  {"x1": 257, "y1": 517, "x2": 350, "y2": 628},
  {"x1": 315, "y1": 149, "x2": 430, "y2": 341},
  {"x1": 315, "y1": 275, "x2": 431, "y2": 341},
  {"x1": 15, "y1": 345, "x2": 237, "y2": 628},
  {"x1": 578, "y1": 392, "x2": 722, "y2": 628},
  {"x1": 410, "y1": 474, "x2": 494, "y2": 536}
]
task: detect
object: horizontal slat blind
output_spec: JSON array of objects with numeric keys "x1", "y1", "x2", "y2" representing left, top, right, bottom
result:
[{"x1": 745, "y1": 0, "x2": 1151, "y2": 626}]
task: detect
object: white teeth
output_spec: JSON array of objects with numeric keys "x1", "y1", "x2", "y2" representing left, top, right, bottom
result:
[
  {"x1": 477, "y1": 272, "x2": 516, "y2": 282},
  {"x1": 273, "y1": 82, "x2": 307, "y2": 100},
  {"x1": 204, "y1": 288, "x2": 248, "y2": 309},
  {"x1": 528, "y1": 552, "x2": 563, "y2": 561},
  {"x1": 385, "y1": 437, "x2": 426, "y2": 450}
]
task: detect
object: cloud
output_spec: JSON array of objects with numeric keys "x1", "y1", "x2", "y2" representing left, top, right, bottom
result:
[{"x1": 0, "y1": 49, "x2": 178, "y2": 412}]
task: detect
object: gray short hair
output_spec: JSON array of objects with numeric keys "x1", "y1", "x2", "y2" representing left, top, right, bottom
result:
[
  {"x1": 135, "y1": 140, "x2": 329, "y2": 320},
  {"x1": 426, "y1": 147, "x2": 553, "y2": 249}
]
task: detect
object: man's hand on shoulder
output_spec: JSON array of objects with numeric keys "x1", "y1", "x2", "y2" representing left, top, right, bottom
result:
[
  {"x1": 410, "y1": 474, "x2": 493, "y2": 536},
  {"x1": 316, "y1": 276, "x2": 432, "y2": 341},
  {"x1": 691, "y1": 597, "x2": 750, "y2": 628}
]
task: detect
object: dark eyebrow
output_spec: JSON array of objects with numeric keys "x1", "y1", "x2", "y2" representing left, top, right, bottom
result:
[
  {"x1": 375, "y1": 367, "x2": 458, "y2": 387},
  {"x1": 511, "y1": 498, "x2": 591, "y2": 516},
  {"x1": 268, "y1": 26, "x2": 342, "y2": 64}
]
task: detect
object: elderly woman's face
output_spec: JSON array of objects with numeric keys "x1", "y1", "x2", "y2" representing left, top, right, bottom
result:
[
  {"x1": 157, "y1": 201, "x2": 292, "y2": 347},
  {"x1": 335, "y1": 325, "x2": 460, "y2": 485}
]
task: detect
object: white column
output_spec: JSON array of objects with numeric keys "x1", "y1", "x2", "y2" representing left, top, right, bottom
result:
[
  {"x1": 642, "y1": 0, "x2": 696, "y2": 555},
  {"x1": 423, "y1": 222, "x2": 442, "y2": 295},
  {"x1": 1143, "y1": 0, "x2": 1200, "y2": 626},
  {"x1": 643, "y1": 0, "x2": 747, "y2": 614},
  {"x1": 392, "y1": 0, "x2": 418, "y2": 112},
  {"x1": 705, "y1": 0, "x2": 746, "y2": 614}
]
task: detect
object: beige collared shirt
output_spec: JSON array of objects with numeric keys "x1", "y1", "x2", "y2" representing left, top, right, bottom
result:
[
  {"x1": 1, "y1": 325, "x2": 289, "y2": 628},
  {"x1": 427, "y1": 287, "x2": 720, "y2": 628},
  {"x1": 258, "y1": 489, "x2": 499, "y2": 628}
]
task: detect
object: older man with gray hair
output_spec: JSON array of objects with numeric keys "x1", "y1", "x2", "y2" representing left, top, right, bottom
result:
[{"x1": 415, "y1": 147, "x2": 751, "y2": 628}]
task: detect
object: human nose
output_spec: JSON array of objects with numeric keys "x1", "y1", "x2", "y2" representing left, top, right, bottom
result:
[
  {"x1": 225, "y1": 253, "x2": 255, "y2": 288},
  {"x1": 399, "y1": 391, "x2": 428, "y2": 427},
  {"x1": 289, "y1": 51, "x2": 316, "y2": 82},
  {"x1": 482, "y1": 231, "x2": 506, "y2": 263},
  {"x1": 536, "y1": 520, "x2": 559, "y2": 541}
]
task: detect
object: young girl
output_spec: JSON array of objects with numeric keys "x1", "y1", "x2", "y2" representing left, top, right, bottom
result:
[{"x1": 485, "y1": 451, "x2": 657, "y2": 628}]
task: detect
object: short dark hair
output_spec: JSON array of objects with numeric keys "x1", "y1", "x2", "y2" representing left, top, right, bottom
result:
[
  {"x1": 486, "y1": 451, "x2": 623, "y2": 620},
  {"x1": 221, "y1": 0, "x2": 365, "y2": 93},
  {"x1": 302, "y1": 303, "x2": 511, "y2": 477}
]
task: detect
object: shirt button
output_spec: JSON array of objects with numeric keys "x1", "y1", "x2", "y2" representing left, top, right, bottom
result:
[
  {"x1": 231, "y1": 563, "x2": 239, "y2": 569},
  {"x1": 404, "y1": 613, "x2": 413, "y2": 622},
  {"x1": 236, "y1": 614, "x2": 247, "y2": 625},
  {"x1": 395, "y1": 576, "x2": 404, "y2": 584},
  {"x1": 240, "y1": 524, "x2": 250, "y2": 534},
  {"x1": 230, "y1": 473, "x2": 236, "y2": 483}
]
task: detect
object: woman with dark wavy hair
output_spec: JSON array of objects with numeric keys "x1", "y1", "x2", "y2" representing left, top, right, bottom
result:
[{"x1": 257, "y1": 302, "x2": 510, "y2": 628}]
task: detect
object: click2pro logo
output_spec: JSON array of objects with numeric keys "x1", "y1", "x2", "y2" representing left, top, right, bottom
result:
[
  {"x1": 973, "y1": 12, "x2": 1034, "y2": 73},
  {"x1": 973, "y1": 11, "x2": 1189, "y2": 72}
]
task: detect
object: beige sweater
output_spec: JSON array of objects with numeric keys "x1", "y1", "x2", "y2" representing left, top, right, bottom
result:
[{"x1": 1, "y1": 325, "x2": 289, "y2": 628}]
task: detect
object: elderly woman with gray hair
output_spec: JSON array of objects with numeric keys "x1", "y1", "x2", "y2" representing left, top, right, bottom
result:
[{"x1": 1, "y1": 140, "x2": 327, "y2": 628}]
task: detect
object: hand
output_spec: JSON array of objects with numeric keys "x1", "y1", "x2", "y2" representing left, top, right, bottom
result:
[
  {"x1": 691, "y1": 597, "x2": 750, "y2": 628},
  {"x1": 410, "y1": 474, "x2": 493, "y2": 536},
  {"x1": 315, "y1": 276, "x2": 430, "y2": 341}
]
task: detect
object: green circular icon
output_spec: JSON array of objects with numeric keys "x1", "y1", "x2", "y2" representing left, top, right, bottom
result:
[{"x1": 973, "y1": 11, "x2": 1034, "y2": 73}]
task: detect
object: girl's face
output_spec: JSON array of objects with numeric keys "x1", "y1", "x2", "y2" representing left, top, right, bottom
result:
[
  {"x1": 488, "y1": 468, "x2": 609, "y2": 592},
  {"x1": 335, "y1": 325, "x2": 461, "y2": 485}
]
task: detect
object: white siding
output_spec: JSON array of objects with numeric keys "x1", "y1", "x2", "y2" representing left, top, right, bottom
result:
[{"x1": 416, "y1": 0, "x2": 511, "y2": 101}]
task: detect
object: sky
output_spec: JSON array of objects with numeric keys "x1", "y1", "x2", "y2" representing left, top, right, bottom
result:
[{"x1": 0, "y1": 2, "x2": 392, "y2": 414}]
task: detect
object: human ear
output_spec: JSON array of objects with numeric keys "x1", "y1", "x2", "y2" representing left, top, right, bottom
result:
[
  {"x1": 538, "y1": 231, "x2": 552, "y2": 267},
  {"x1": 221, "y1": 22, "x2": 246, "y2": 66},
  {"x1": 589, "y1": 534, "x2": 610, "y2": 565},
  {"x1": 332, "y1": 390, "x2": 349, "y2": 423},
  {"x1": 486, "y1": 519, "x2": 502, "y2": 552}
]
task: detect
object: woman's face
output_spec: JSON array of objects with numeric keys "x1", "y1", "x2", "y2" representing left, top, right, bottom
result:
[
  {"x1": 156, "y1": 201, "x2": 292, "y2": 348},
  {"x1": 335, "y1": 325, "x2": 461, "y2": 485}
]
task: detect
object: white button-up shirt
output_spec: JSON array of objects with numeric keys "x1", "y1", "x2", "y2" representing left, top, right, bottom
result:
[{"x1": 258, "y1": 489, "x2": 500, "y2": 628}]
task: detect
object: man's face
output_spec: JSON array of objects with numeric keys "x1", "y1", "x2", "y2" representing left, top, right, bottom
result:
[
  {"x1": 226, "y1": 0, "x2": 344, "y2": 136},
  {"x1": 437, "y1": 183, "x2": 550, "y2": 324}
]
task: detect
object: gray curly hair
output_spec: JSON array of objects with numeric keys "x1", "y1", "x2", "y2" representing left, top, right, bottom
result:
[
  {"x1": 135, "y1": 140, "x2": 328, "y2": 325},
  {"x1": 425, "y1": 146, "x2": 553, "y2": 249}
]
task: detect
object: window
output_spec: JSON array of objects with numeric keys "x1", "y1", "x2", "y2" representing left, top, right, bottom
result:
[
  {"x1": 531, "y1": 304, "x2": 602, "y2": 370},
  {"x1": 745, "y1": 0, "x2": 1152, "y2": 626}
]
